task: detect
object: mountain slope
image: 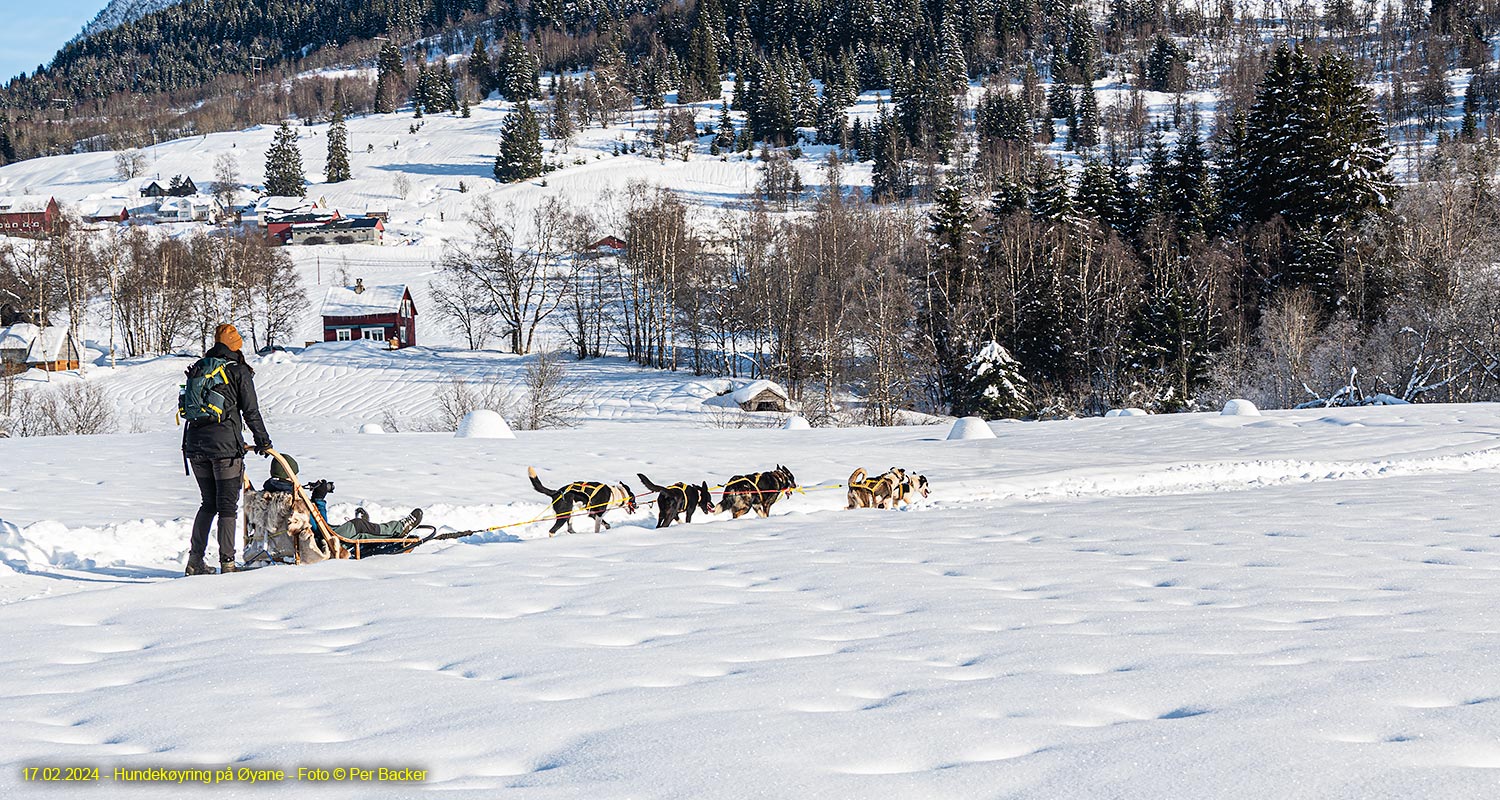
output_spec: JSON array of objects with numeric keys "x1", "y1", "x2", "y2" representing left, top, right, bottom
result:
[{"x1": 78, "y1": 0, "x2": 190, "y2": 40}]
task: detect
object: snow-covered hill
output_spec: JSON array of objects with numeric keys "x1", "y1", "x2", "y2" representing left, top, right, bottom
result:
[
  {"x1": 3, "y1": 404, "x2": 1500, "y2": 797},
  {"x1": 77, "y1": 0, "x2": 189, "y2": 40}
]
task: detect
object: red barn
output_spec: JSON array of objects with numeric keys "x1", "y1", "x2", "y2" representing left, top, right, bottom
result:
[
  {"x1": 320, "y1": 279, "x2": 417, "y2": 348},
  {"x1": 0, "y1": 196, "x2": 61, "y2": 238}
]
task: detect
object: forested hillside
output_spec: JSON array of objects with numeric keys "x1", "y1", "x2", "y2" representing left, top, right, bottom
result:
[{"x1": 3, "y1": 0, "x2": 1500, "y2": 422}]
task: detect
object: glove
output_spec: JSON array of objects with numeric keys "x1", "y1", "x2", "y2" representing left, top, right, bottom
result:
[{"x1": 254, "y1": 443, "x2": 273, "y2": 457}]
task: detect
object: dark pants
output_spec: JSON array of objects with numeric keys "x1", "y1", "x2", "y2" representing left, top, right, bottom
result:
[{"x1": 190, "y1": 456, "x2": 244, "y2": 563}]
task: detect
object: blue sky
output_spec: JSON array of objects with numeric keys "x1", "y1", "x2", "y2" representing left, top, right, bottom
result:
[{"x1": 2, "y1": 2, "x2": 104, "y2": 83}]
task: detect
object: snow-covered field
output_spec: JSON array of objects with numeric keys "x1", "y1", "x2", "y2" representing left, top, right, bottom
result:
[{"x1": 4, "y1": 403, "x2": 1500, "y2": 797}]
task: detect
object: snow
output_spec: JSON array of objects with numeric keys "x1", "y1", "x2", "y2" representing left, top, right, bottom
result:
[
  {"x1": 2, "y1": 405, "x2": 1500, "y2": 796},
  {"x1": 320, "y1": 283, "x2": 408, "y2": 317},
  {"x1": 1222, "y1": 399, "x2": 1262, "y2": 416},
  {"x1": 0, "y1": 322, "x2": 39, "y2": 351},
  {"x1": 1106, "y1": 407, "x2": 1150, "y2": 417},
  {"x1": 782, "y1": 415, "x2": 811, "y2": 430},
  {"x1": 358, "y1": 423, "x2": 386, "y2": 434},
  {"x1": 454, "y1": 409, "x2": 514, "y2": 439},
  {"x1": 947, "y1": 416, "x2": 996, "y2": 440}
]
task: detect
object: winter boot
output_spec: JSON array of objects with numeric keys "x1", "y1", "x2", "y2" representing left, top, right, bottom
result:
[
  {"x1": 184, "y1": 556, "x2": 216, "y2": 576},
  {"x1": 398, "y1": 508, "x2": 424, "y2": 535},
  {"x1": 219, "y1": 560, "x2": 242, "y2": 574}
]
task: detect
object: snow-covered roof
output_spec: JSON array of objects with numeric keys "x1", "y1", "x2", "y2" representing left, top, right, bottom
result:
[
  {"x1": 0, "y1": 196, "x2": 55, "y2": 214},
  {"x1": 82, "y1": 201, "x2": 129, "y2": 218},
  {"x1": 731, "y1": 379, "x2": 789, "y2": 404},
  {"x1": 257, "y1": 195, "x2": 318, "y2": 214},
  {"x1": 321, "y1": 283, "x2": 408, "y2": 317},
  {"x1": 26, "y1": 327, "x2": 75, "y2": 363},
  {"x1": 365, "y1": 201, "x2": 389, "y2": 213},
  {"x1": 0, "y1": 323, "x2": 39, "y2": 351}
]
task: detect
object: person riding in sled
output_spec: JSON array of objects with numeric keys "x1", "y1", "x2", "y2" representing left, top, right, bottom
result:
[
  {"x1": 264, "y1": 453, "x2": 425, "y2": 556},
  {"x1": 181, "y1": 323, "x2": 272, "y2": 576}
]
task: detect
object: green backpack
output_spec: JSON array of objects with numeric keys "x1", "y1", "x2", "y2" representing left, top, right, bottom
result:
[{"x1": 179, "y1": 357, "x2": 233, "y2": 424}]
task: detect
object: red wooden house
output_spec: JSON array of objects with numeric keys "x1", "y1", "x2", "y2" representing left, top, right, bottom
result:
[
  {"x1": 0, "y1": 196, "x2": 61, "y2": 238},
  {"x1": 320, "y1": 279, "x2": 417, "y2": 347}
]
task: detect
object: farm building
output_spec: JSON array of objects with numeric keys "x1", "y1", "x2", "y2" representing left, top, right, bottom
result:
[
  {"x1": 732, "y1": 380, "x2": 793, "y2": 412},
  {"x1": 0, "y1": 196, "x2": 61, "y2": 238},
  {"x1": 320, "y1": 280, "x2": 416, "y2": 347},
  {"x1": 364, "y1": 201, "x2": 389, "y2": 220},
  {"x1": 287, "y1": 216, "x2": 383, "y2": 246},
  {"x1": 81, "y1": 202, "x2": 130, "y2": 224},
  {"x1": 249, "y1": 196, "x2": 326, "y2": 228},
  {"x1": 0, "y1": 324, "x2": 81, "y2": 375}
]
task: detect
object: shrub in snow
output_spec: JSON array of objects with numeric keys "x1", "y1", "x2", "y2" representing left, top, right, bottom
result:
[
  {"x1": 455, "y1": 409, "x2": 515, "y2": 439},
  {"x1": 1221, "y1": 399, "x2": 1261, "y2": 416},
  {"x1": 947, "y1": 416, "x2": 996, "y2": 440},
  {"x1": 359, "y1": 423, "x2": 386, "y2": 434},
  {"x1": 782, "y1": 415, "x2": 811, "y2": 430},
  {"x1": 959, "y1": 341, "x2": 1030, "y2": 419}
]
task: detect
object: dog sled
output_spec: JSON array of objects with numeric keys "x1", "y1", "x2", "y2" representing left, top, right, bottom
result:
[{"x1": 241, "y1": 449, "x2": 469, "y2": 566}]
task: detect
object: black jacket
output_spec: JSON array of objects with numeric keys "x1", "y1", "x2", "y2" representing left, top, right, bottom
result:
[{"x1": 183, "y1": 343, "x2": 271, "y2": 459}]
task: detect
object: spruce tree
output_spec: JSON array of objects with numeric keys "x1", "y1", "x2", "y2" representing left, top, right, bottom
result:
[
  {"x1": 1462, "y1": 80, "x2": 1479, "y2": 140},
  {"x1": 375, "y1": 40, "x2": 405, "y2": 114},
  {"x1": 927, "y1": 178, "x2": 979, "y2": 407},
  {"x1": 1170, "y1": 113, "x2": 1213, "y2": 234},
  {"x1": 494, "y1": 102, "x2": 544, "y2": 182},
  {"x1": 264, "y1": 122, "x2": 306, "y2": 197},
  {"x1": 0, "y1": 117, "x2": 14, "y2": 165},
  {"x1": 870, "y1": 101, "x2": 910, "y2": 201},
  {"x1": 1074, "y1": 156, "x2": 1117, "y2": 228},
  {"x1": 325, "y1": 106, "x2": 351, "y2": 183},
  {"x1": 1075, "y1": 83, "x2": 1100, "y2": 150},
  {"x1": 1232, "y1": 44, "x2": 1392, "y2": 233},
  {"x1": 468, "y1": 36, "x2": 493, "y2": 98},
  {"x1": 959, "y1": 342, "x2": 1031, "y2": 419},
  {"x1": 714, "y1": 100, "x2": 736, "y2": 152},
  {"x1": 498, "y1": 33, "x2": 540, "y2": 102},
  {"x1": 1029, "y1": 159, "x2": 1077, "y2": 227},
  {"x1": 682, "y1": 13, "x2": 721, "y2": 103}
]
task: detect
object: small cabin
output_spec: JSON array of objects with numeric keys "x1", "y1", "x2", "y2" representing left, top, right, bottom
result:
[
  {"x1": 586, "y1": 235, "x2": 628, "y2": 254},
  {"x1": 732, "y1": 379, "x2": 792, "y2": 412},
  {"x1": 27, "y1": 327, "x2": 82, "y2": 371},
  {"x1": 320, "y1": 279, "x2": 417, "y2": 348},
  {"x1": 0, "y1": 324, "x2": 81, "y2": 374}
]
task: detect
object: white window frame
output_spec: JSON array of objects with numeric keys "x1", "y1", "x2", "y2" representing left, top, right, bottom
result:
[
  {"x1": 362, "y1": 327, "x2": 385, "y2": 341},
  {"x1": 335, "y1": 328, "x2": 352, "y2": 341}
]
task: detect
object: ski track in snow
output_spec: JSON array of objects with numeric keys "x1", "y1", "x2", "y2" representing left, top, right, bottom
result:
[{"x1": 3, "y1": 406, "x2": 1500, "y2": 797}]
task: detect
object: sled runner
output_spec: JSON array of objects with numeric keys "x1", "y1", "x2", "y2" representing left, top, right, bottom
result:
[{"x1": 241, "y1": 448, "x2": 468, "y2": 565}]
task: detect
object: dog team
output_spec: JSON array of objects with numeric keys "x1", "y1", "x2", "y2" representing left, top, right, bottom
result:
[{"x1": 528, "y1": 465, "x2": 932, "y2": 535}]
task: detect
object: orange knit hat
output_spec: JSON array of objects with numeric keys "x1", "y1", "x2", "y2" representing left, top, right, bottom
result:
[{"x1": 215, "y1": 323, "x2": 244, "y2": 352}]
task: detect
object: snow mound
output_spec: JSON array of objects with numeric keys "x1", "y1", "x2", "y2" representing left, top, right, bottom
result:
[
  {"x1": 359, "y1": 423, "x2": 386, "y2": 434},
  {"x1": 455, "y1": 409, "x2": 515, "y2": 439},
  {"x1": 782, "y1": 415, "x2": 811, "y2": 430},
  {"x1": 947, "y1": 416, "x2": 995, "y2": 440},
  {"x1": 1221, "y1": 399, "x2": 1261, "y2": 417},
  {"x1": 1106, "y1": 408, "x2": 1149, "y2": 417}
]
